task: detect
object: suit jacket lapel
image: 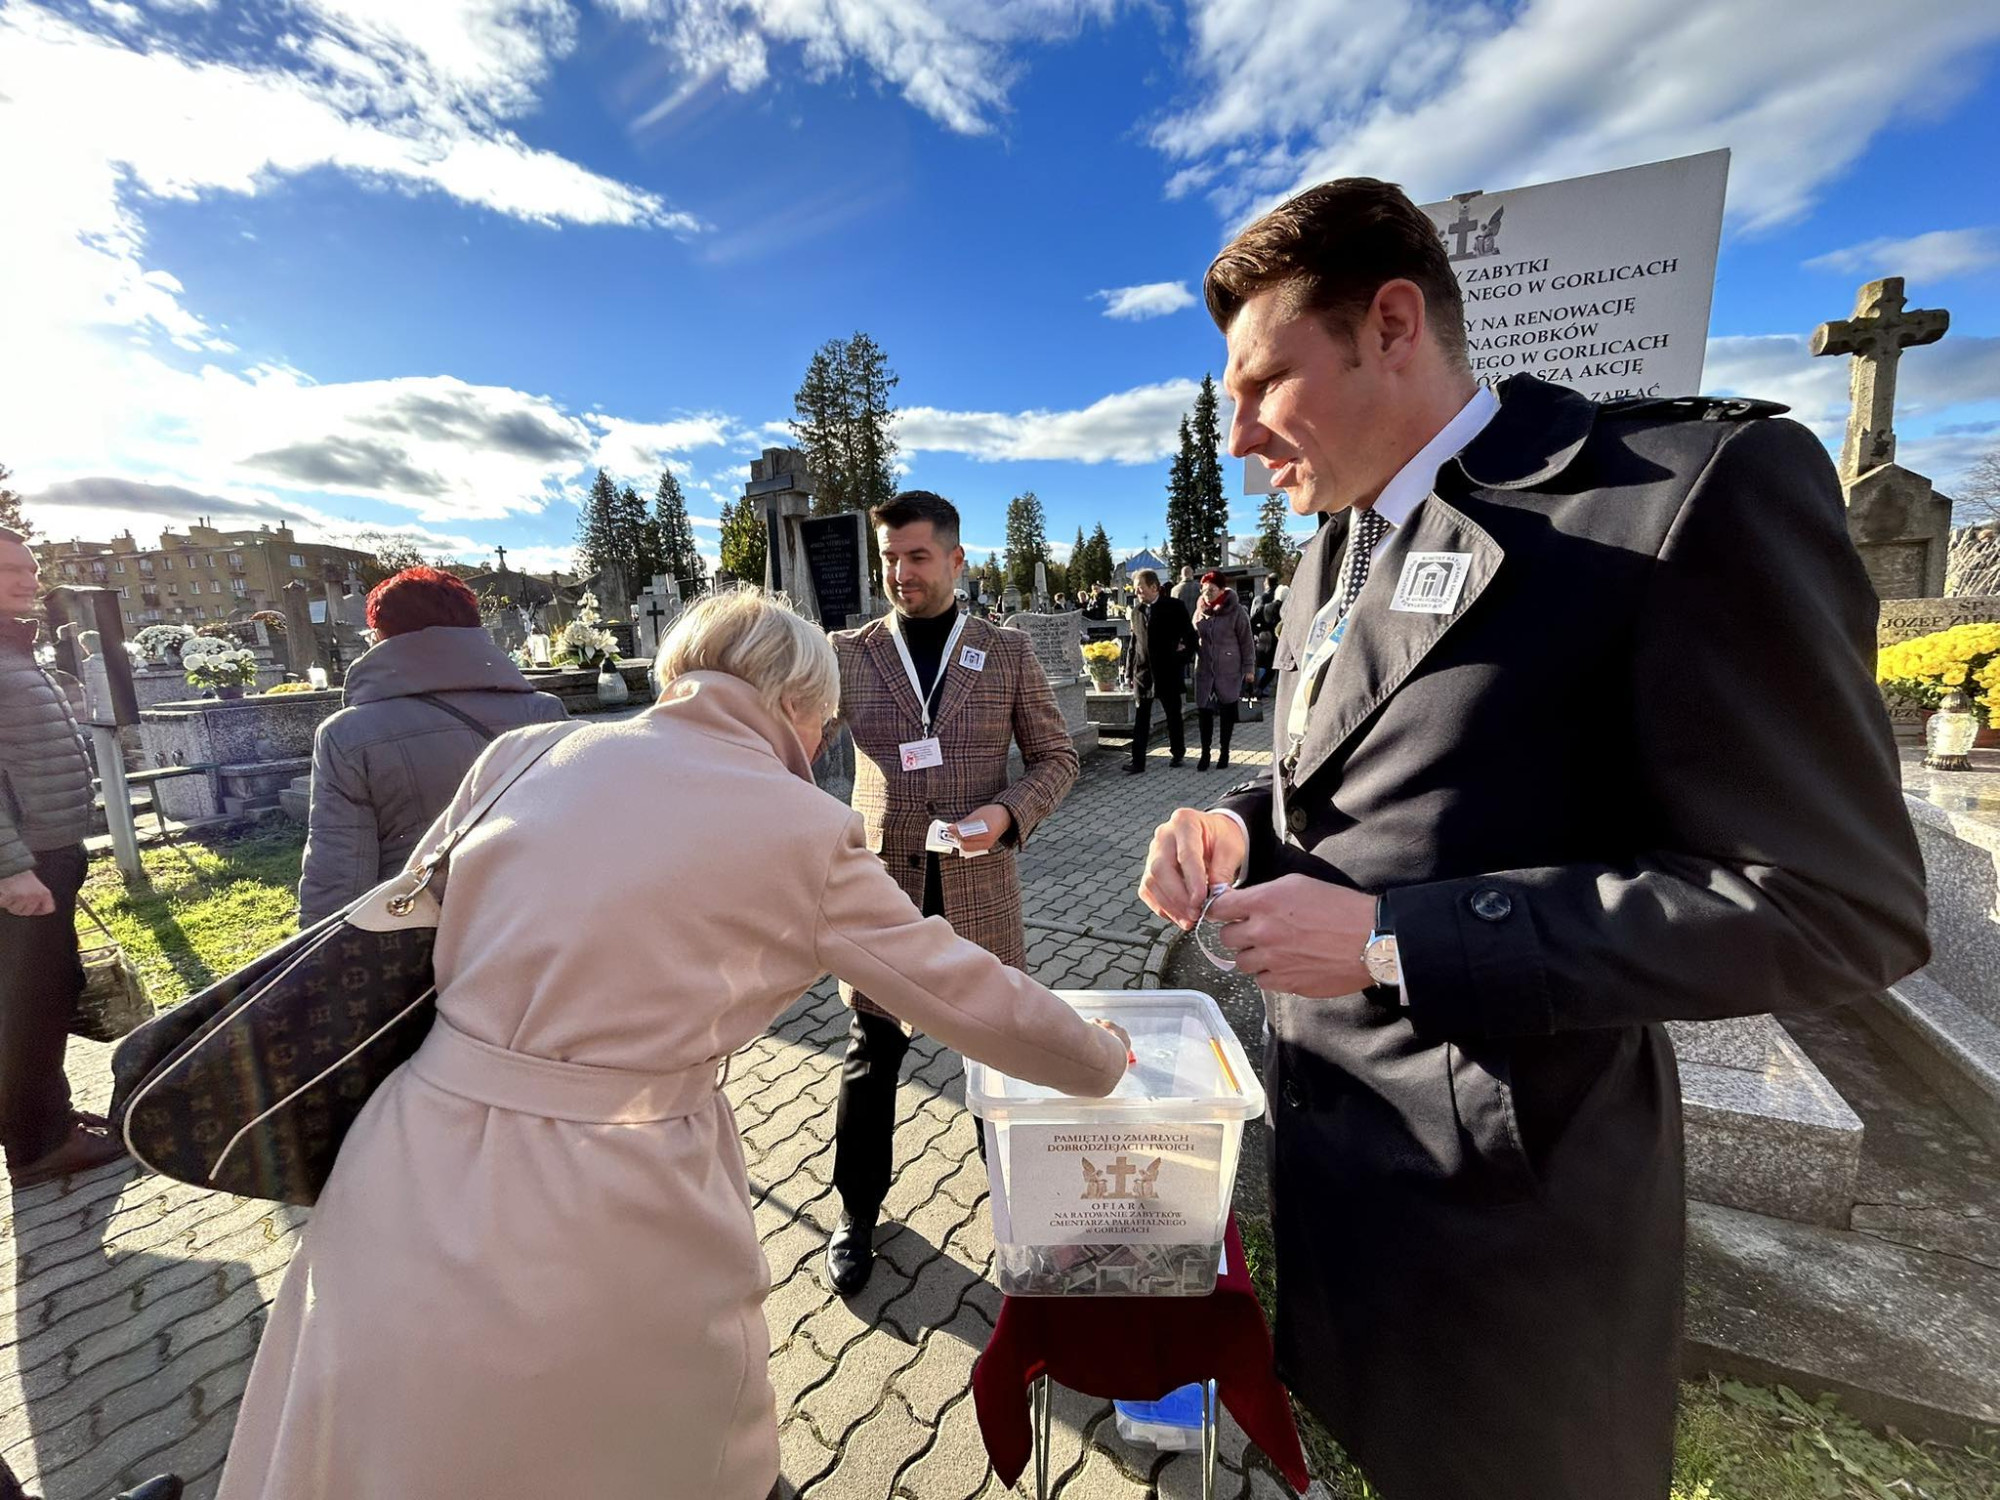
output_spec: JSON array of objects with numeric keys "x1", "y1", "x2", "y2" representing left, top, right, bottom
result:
[
  {"x1": 930, "y1": 614, "x2": 984, "y2": 733},
  {"x1": 1292, "y1": 493, "x2": 1503, "y2": 790},
  {"x1": 865, "y1": 623, "x2": 926, "y2": 731}
]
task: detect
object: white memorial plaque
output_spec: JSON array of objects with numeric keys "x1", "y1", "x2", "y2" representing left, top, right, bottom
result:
[{"x1": 1003, "y1": 1124, "x2": 1225, "y2": 1246}]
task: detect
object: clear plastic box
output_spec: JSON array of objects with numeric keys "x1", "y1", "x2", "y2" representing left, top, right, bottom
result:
[{"x1": 965, "y1": 990, "x2": 1265, "y2": 1297}]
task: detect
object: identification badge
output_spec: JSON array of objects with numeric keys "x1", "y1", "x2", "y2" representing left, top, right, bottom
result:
[
  {"x1": 1390, "y1": 552, "x2": 1471, "y2": 614},
  {"x1": 899, "y1": 736, "x2": 944, "y2": 771},
  {"x1": 959, "y1": 646, "x2": 987, "y2": 672}
]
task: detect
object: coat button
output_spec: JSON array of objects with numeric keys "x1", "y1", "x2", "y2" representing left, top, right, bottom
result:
[
  {"x1": 1282, "y1": 1078, "x2": 1304, "y2": 1110},
  {"x1": 908, "y1": 854, "x2": 922, "y2": 868},
  {"x1": 1469, "y1": 888, "x2": 1513, "y2": 922},
  {"x1": 1286, "y1": 806, "x2": 1308, "y2": 835}
]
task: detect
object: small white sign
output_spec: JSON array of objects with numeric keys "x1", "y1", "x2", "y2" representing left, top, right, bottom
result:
[
  {"x1": 1390, "y1": 553, "x2": 1471, "y2": 614},
  {"x1": 1004, "y1": 1123, "x2": 1226, "y2": 1246},
  {"x1": 959, "y1": 646, "x2": 987, "y2": 672},
  {"x1": 899, "y1": 736, "x2": 944, "y2": 771}
]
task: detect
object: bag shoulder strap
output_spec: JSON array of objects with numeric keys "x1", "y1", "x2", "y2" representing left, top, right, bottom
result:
[
  {"x1": 410, "y1": 692, "x2": 499, "y2": 743},
  {"x1": 396, "y1": 722, "x2": 577, "y2": 904}
]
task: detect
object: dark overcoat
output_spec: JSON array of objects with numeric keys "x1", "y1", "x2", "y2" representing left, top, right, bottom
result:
[
  {"x1": 1129, "y1": 594, "x2": 1198, "y2": 702},
  {"x1": 1218, "y1": 375, "x2": 1928, "y2": 1499}
]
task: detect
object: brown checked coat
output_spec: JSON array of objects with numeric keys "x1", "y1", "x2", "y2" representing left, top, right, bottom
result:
[{"x1": 831, "y1": 611, "x2": 1078, "y2": 1016}]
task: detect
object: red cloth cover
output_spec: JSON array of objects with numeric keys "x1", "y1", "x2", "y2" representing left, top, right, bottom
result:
[{"x1": 972, "y1": 1216, "x2": 1311, "y2": 1492}]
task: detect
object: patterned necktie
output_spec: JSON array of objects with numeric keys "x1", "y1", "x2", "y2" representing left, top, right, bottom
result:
[{"x1": 1336, "y1": 506, "x2": 1393, "y2": 620}]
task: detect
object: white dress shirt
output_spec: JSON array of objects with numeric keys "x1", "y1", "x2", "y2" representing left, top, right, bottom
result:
[{"x1": 1211, "y1": 383, "x2": 1500, "y2": 985}]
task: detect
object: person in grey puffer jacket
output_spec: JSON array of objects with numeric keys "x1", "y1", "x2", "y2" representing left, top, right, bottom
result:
[
  {"x1": 297, "y1": 567, "x2": 567, "y2": 926},
  {"x1": 0, "y1": 528, "x2": 130, "y2": 1188}
]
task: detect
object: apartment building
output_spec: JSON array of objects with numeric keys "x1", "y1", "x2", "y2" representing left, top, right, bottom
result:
[{"x1": 33, "y1": 520, "x2": 375, "y2": 631}]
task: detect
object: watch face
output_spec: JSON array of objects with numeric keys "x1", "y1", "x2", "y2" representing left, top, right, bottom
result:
[{"x1": 1365, "y1": 933, "x2": 1400, "y2": 986}]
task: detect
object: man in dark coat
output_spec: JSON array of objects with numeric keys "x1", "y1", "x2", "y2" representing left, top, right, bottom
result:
[
  {"x1": 1125, "y1": 568, "x2": 1198, "y2": 774},
  {"x1": 0, "y1": 527, "x2": 129, "y2": 1189},
  {"x1": 1138, "y1": 179, "x2": 1928, "y2": 1499}
]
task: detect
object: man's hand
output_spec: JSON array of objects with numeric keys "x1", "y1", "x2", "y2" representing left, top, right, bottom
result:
[
  {"x1": 1140, "y1": 809, "x2": 1248, "y2": 930},
  {"x1": 953, "y1": 803, "x2": 1014, "y2": 855},
  {"x1": 1205, "y1": 876, "x2": 1374, "y2": 998},
  {"x1": 0, "y1": 870, "x2": 55, "y2": 918}
]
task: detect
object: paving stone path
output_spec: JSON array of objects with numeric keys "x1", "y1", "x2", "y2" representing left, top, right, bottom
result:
[{"x1": 2, "y1": 716, "x2": 1296, "y2": 1499}]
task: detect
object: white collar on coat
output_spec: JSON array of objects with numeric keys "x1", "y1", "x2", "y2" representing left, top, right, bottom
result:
[{"x1": 1364, "y1": 383, "x2": 1500, "y2": 543}]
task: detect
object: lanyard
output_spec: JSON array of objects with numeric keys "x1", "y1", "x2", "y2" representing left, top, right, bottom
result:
[{"x1": 887, "y1": 608, "x2": 969, "y2": 734}]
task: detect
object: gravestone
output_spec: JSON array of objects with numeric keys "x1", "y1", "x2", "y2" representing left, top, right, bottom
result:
[
  {"x1": 749, "y1": 447, "x2": 820, "y2": 613},
  {"x1": 279, "y1": 580, "x2": 325, "y2": 678},
  {"x1": 1886, "y1": 756, "x2": 2000, "y2": 1150},
  {"x1": 1005, "y1": 609, "x2": 1097, "y2": 756},
  {"x1": 632, "y1": 574, "x2": 683, "y2": 660},
  {"x1": 1811, "y1": 278, "x2": 1953, "y2": 599},
  {"x1": 1877, "y1": 597, "x2": 2000, "y2": 648},
  {"x1": 800, "y1": 511, "x2": 870, "y2": 628},
  {"x1": 1002, "y1": 584, "x2": 1023, "y2": 614},
  {"x1": 1034, "y1": 560, "x2": 1050, "y2": 612}
]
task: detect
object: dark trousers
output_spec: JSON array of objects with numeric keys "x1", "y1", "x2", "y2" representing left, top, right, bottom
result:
[
  {"x1": 0, "y1": 843, "x2": 85, "y2": 1167},
  {"x1": 1197, "y1": 703, "x2": 1240, "y2": 765},
  {"x1": 832, "y1": 852, "x2": 942, "y2": 1223},
  {"x1": 1131, "y1": 688, "x2": 1185, "y2": 768}
]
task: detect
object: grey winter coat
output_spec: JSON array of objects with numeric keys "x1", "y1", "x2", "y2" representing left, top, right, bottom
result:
[
  {"x1": 1193, "y1": 590, "x2": 1255, "y2": 709},
  {"x1": 0, "y1": 618, "x2": 94, "y2": 879},
  {"x1": 297, "y1": 626, "x2": 567, "y2": 924}
]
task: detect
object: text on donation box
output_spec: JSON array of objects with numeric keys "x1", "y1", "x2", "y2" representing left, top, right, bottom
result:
[
  {"x1": 800, "y1": 513, "x2": 866, "y2": 624},
  {"x1": 1006, "y1": 1125, "x2": 1226, "y2": 1244}
]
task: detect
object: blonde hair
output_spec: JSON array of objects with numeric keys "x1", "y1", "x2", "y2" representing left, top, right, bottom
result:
[{"x1": 655, "y1": 587, "x2": 839, "y2": 724}]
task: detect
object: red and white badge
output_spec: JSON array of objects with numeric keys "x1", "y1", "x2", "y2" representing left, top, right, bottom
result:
[{"x1": 899, "y1": 736, "x2": 944, "y2": 771}]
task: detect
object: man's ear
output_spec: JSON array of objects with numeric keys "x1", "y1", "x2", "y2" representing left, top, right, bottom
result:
[{"x1": 1369, "y1": 279, "x2": 1427, "y2": 370}]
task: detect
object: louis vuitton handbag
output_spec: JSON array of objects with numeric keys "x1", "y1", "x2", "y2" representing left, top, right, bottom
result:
[{"x1": 109, "y1": 723, "x2": 574, "y2": 1206}]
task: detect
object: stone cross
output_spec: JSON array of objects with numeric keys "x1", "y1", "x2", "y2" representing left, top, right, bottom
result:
[
  {"x1": 1444, "y1": 191, "x2": 1481, "y2": 258},
  {"x1": 494, "y1": 544, "x2": 508, "y2": 573},
  {"x1": 1810, "y1": 277, "x2": 1949, "y2": 481}
]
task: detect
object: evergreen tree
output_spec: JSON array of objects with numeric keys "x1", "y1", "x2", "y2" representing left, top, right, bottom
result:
[
  {"x1": 575, "y1": 469, "x2": 624, "y2": 588},
  {"x1": 717, "y1": 496, "x2": 766, "y2": 586},
  {"x1": 617, "y1": 483, "x2": 654, "y2": 592},
  {"x1": 1068, "y1": 525, "x2": 1086, "y2": 590},
  {"x1": 1164, "y1": 415, "x2": 1200, "y2": 572},
  {"x1": 978, "y1": 556, "x2": 1005, "y2": 600},
  {"x1": 1086, "y1": 522, "x2": 1113, "y2": 587},
  {"x1": 1190, "y1": 374, "x2": 1230, "y2": 570},
  {"x1": 0, "y1": 464, "x2": 29, "y2": 538},
  {"x1": 792, "y1": 333, "x2": 900, "y2": 520},
  {"x1": 652, "y1": 467, "x2": 707, "y2": 599},
  {"x1": 1003, "y1": 492, "x2": 1050, "y2": 593},
  {"x1": 1254, "y1": 491, "x2": 1296, "y2": 578}
]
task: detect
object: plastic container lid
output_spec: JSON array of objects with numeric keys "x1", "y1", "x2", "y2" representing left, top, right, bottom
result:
[{"x1": 965, "y1": 989, "x2": 1265, "y2": 1125}]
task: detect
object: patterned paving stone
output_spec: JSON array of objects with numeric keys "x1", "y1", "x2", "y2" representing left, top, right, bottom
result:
[{"x1": 3, "y1": 723, "x2": 1279, "y2": 1500}]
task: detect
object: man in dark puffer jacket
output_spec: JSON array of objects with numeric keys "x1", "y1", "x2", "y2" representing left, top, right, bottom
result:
[{"x1": 0, "y1": 527, "x2": 128, "y2": 1187}]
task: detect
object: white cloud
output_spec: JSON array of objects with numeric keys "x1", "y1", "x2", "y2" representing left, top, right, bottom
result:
[
  {"x1": 1703, "y1": 332, "x2": 2000, "y2": 489},
  {"x1": 1095, "y1": 281, "x2": 1197, "y2": 321},
  {"x1": 1154, "y1": 0, "x2": 2000, "y2": 232},
  {"x1": 606, "y1": 0, "x2": 1118, "y2": 137},
  {"x1": 584, "y1": 414, "x2": 748, "y2": 483},
  {"x1": 1804, "y1": 228, "x2": 2000, "y2": 284},
  {"x1": 897, "y1": 379, "x2": 1202, "y2": 465}
]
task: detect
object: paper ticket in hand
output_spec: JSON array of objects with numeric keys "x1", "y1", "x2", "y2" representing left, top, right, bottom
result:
[{"x1": 925, "y1": 818, "x2": 990, "y2": 858}]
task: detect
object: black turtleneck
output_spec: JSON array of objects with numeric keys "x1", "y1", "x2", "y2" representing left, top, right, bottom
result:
[{"x1": 900, "y1": 605, "x2": 958, "y2": 699}]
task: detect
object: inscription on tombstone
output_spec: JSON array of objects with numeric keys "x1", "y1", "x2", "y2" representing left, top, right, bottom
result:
[
  {"x1": 1005, "y1": 611, "x2": 1084, "y2": 684},
  {"x1": 800, "y1": 512, "x2": 868, "y2": 627},
  {"x1": 1877, "y1": 596, "x2": 2000, "y2": 648}
]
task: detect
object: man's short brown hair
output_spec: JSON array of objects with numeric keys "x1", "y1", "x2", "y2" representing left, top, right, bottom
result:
[
  {"x1": 1134, "y1": 568, "x2": 1161, "y2": 590},
  {"x1": 871, "y1": 490, "x2": 960, "y2": 551},
  {"x1": 1203, "y1": 178, "x2": 1468, "y2": 368}
]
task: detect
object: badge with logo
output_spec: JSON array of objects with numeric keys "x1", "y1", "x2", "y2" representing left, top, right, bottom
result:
[
  {"x1": 959, "y1": 646, "x2": 987, "y2": 672},
  {"x1": 1389, "y1": 552, "x2": 1471, "y2": 614}
]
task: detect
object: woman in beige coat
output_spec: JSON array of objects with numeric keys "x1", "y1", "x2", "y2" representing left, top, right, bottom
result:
[{"x1": 215, "y1": 591, "x2": 1127, "y2": 1500}]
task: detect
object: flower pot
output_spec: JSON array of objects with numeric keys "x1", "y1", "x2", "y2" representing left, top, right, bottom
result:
[
  {"x1": 1086, "y1": 667, "x2": 1119, "y2": 693},
  {"x1": 216, "y1": 685, "x2": 246, "y2": 700},
  {"x1": 596, "y1": 665, "x2": 631, "y2": 707}
]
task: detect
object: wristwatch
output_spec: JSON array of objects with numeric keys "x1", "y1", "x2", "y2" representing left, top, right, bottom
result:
[{"x1": 1362, "y1": 893, "x2": 1401, "y2": 990}]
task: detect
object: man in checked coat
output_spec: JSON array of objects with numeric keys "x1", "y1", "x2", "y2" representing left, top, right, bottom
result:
[{"x1": 825, "y1": 490, "x2": 1079, "y2": 1294}]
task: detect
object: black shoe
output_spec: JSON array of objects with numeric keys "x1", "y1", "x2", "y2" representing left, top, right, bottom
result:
[
  {"x1": 1124, "y1": 763, "x2": 1145, "y2": 775},
  {"x1": 1217, "y1": 756, "x2": 1230, "y2": 771},
  {"x1": 1197, "y1": 755, "x2": 1212, "y2": 771},
  {"x1": 115, "y1": 1479, "x2": 183, "y2": 1500},
  {"x1": 1169, "y1": 757, "x2": 1185, "y2": 768},
  {"x1": 826, "y1": 1214, "x2": 876, "y2": 1296}
]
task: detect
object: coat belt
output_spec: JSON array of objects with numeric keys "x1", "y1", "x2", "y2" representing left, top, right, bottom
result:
[{"x1": 409, "y1": 1015, "x2": 719, "y2": 1124}]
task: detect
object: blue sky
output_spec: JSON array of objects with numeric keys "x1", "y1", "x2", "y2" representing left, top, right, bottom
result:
[{"x1": 8, "y1": 0, "x2": 2000, "y2": 577}]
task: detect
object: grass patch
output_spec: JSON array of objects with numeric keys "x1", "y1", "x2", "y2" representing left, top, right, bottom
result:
[
  {"x1": 1234, "y1": 1215, "x2": 2000, "y2": 1500},
  {"x1": 77, "y1": 821, "x2": 307, "y2": 1008}
]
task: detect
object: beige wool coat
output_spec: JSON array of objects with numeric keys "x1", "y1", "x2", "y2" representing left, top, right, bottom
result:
[{"x1": 214, "y1": 671, "x2": 1125, "y2": 1500}]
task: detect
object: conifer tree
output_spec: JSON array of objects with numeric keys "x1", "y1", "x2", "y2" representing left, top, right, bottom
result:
[
  {"x1": 717, "y1": 496, "x2": 766, "y2": 586},
  {"x1": 1190, "y1": 374, "x2": 1229, "y2": 569},
  {"x1": 1255, "y1": 490, "x2": 1296, "y2": 578},
  {"x1": 0, "y1": 464, "x2": 30, "y2": 539},
  {"x1": 652, "y1": 468, "x2": 707, "y2": 599},
  {"x1": 1003, "y1": 492, "x2": 1050, "y2": 593},
  {"x1": 1086, "y1": 522, "x2": 1113, "y2": 587},
  {"x1": 575, "y1": 469, "x2": 624, "y2": 585},
  {"x1": 1164, "y1": 416, "x2": 1200, "y2": 572}
]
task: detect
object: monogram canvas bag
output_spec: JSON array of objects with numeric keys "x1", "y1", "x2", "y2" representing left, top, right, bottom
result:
[{"x1": 109, "y1": 722, "x2": 575, "y2": 1205}]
